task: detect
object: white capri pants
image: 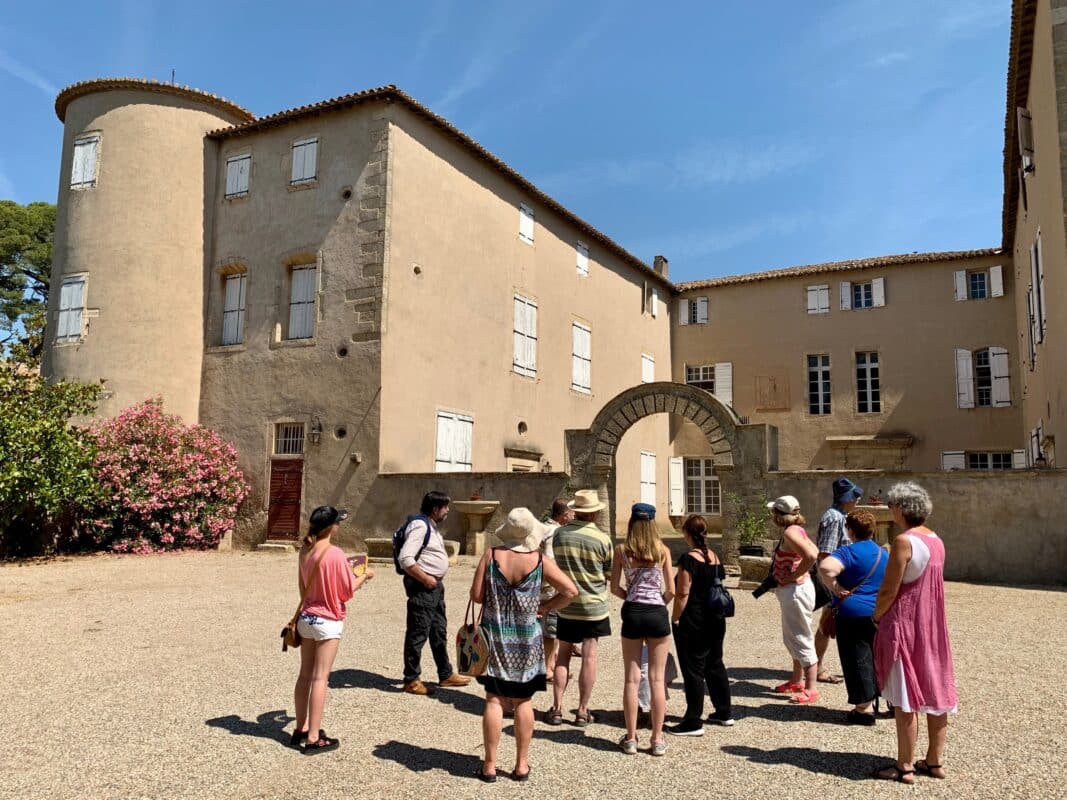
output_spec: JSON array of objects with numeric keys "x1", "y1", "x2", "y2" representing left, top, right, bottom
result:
[{"x1": 775, "y1": 580, "x2": 816, "y2": 667}]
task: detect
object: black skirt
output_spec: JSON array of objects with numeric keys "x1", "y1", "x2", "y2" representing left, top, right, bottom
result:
[
  {"x1": 477, "y1": 673, "x2": 547, "y2": 699},
  {"x1": 621, "y1": 601, "x2": 671, "y2": 639}
]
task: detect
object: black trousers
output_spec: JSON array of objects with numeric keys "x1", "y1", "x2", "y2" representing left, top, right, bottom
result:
[
  {"x1": 402, "y1": 576, "x2": 454, "y2": 683},
  {"x1": 835, "y1": 615, "x2": 878, "y2": 706},
  {"x1": 673, "y1": 614, "x2": 731, "y2": 721}
]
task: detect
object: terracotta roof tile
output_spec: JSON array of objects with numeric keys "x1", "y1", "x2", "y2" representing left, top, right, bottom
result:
[{"x1": 55, "y1": 78, "x2": 253, "y2": 123}]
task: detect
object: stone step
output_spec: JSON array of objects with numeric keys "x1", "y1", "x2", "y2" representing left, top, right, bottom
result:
[
  {"x1": 365, "y1": 537, "x2": 459, "y2": 565},
  {"x1": 256, "y1": 541, "x2": 297, "y2": 553}
]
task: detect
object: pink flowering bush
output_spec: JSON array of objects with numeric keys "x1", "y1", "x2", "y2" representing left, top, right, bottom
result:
[{"x1": 86, "y1": 399, "x2": 250, "y2": 553}]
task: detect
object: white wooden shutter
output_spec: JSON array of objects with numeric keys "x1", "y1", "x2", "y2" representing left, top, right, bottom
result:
[
  {"x1": 225, "y1": 159, "x2": 239, "y2": 196},
  {"x1": 651, "y1": 287, "x2": 659, "y2": 318},
  {"x1": 696, "y1": 297, "x2": 709, "y2": 323},
  {"x1": 291, "y1": 139, "x2": 318, "y2": 182},
  {"x1": 455, "y1": 414, "x2": 473, "y2": 471},
  {"x1": 954, "y1": 348, "x2": 975, "y2": 408},
  {"x1": 1030, "y1": 242, "x2": 1044, "y2": 343},
  {"x1": 714, "y1": 362, "x2": 733, "y2": 407},
  {"x1": 990, "y1": 346, "x2": 1011, "y2": 407},
  {"x1": 222, "y1": 274, "x2": 245, "y2": 345},
  {"x1": 1037, "y1": 234, "x2": 1047, "y2": 338},
  {"x1": 237, "y1": 156, "x2": 250, "y2": 194},
  {"x1": 56, "y1": 282, "x2": 74, "y2": 340},
  {"x1": 526, "y1": 300, "x2": 537, "y2": 375},
  {"x1": 572, "y1": 322, "x2": 591, "y2": 391},
  {"x1": 872, "y1": 277, "x2": 885, "y2": 307},
  {"x1": 940, "y1": 451, "x2": 966, "y2": 471},
  {"x1": 434, "y1": 413, "x2": 453, "y2": 471},
  {"x1": 953, "y1": 270, "x2": 967, "y2": 301},
  {"x1": 519, "y1": 204, "x2": 535, "y2": 243},
  {"x1": 668, "y1": 457, "x2": 684, "y2": 515},
  {"x1": 513, "y1": 295, "x2": 537, "y2": 377},
  {"x1": 57, "y1": 278, "x2": 84, "y2": 340},
  {"x1": 580, "y1": 325, "x2": 591, "y2": 390},
  {"x1": 576, "y1": 242, "x2": 589, "y2": 276},
  {"x1": 640, "y1": 452, "x2": 657, "y2": 505},
  {"x1": 304, "y1": 139, "x2": 318, "y2": 179},
  {"x1": 678, "y1": 298, "x2": 690, "y2": 325},
  {"x1": 1027, "y1": 288, "x2": 1038, "y2": 367},
  {"x1": 288, "y1": 267, "x2": 316, "y2": 339},
  {"x1": 641, "y1": 354, "x2": 655, "y2": 383},
  {"x1": 990, "y1": 265, "x2": 1004, "y2": 297},
  {"x1": 807, "y1": 286, "x2": 820, "y2": 314},
  {"x1": 1012, "y1": 449, "x2": 1027, "y2": 469},
  {"x1": 71, "y1": 136, "x2": 99, "y2": 187},
  {"x1": 1017, "y1": 107, "x2": 1034, "y2": 169},
  {"x1": 840, "y1": 282, "x2": 852, "y2": 310}
]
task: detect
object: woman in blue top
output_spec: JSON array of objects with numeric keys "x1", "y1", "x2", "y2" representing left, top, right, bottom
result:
[{"x1": 818, "y1": 509, "x2": 887, "y2": 725}]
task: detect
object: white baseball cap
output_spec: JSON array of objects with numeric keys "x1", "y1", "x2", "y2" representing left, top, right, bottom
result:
[{"x1": 767, "y1": 495, "x2": 801, "y2": 515}]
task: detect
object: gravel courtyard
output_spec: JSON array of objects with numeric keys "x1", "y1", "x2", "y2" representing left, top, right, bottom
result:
[{"x1": 2, "y1": 551, "x2": 1063, "y2": 799}]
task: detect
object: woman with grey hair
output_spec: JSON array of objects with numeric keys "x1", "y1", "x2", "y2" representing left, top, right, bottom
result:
[{"x1": 870, "y1": 482, "x2": 958, "y2": 783}]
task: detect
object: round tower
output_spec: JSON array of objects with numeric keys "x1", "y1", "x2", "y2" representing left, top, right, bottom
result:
[{"x1": 44, "y1": 78, "x2": 253, "y2": 422}]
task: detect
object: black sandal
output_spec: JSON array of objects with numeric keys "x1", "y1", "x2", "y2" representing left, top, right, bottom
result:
[
  {"x1": 915, "y1": 759, "x2": 946, "y2": 778},
  {"x1": 475, "y1": 765, "x2": 497, "y2": 783},
  {"x1": 870, "y1": 764, "x2": 915, "y2": 783},
  {"x1": 511, "y1": 768, "x2": 531, "y2": 782},
  {"x1": 302, "y1": 733, "x2": 339, "y2": 754},
  {"x1": 289, "y1": 729, "x2": 308, "y2": 748}
]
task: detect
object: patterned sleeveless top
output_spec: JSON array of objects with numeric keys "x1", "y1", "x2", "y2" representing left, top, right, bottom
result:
[
  {"x1": 482, "y1": 550, "x2": 545, "y2": 684},
  {"x1": 771, "y1": 527, "x2": 810, "y2": 584},
  {"x1": 624, "y1": 549, "x2": 666, "y2": 606}
]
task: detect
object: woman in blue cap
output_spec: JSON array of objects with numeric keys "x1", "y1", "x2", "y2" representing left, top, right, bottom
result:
[{"x1": 609, "y1": 502, "x2": 674, "y2": 755}]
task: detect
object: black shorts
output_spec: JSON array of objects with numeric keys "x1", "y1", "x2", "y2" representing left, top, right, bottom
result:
[
  {"x1": 557, "y1": 615, "x2": 611, "y2": 644},
  {"x1": 621, "y1": 601, "x2": 671, "y2": 640}
]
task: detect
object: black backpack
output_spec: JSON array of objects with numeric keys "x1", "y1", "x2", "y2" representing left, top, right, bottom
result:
[{"x1": 392, "y1": 513, "x2": 432, "y2": 575}]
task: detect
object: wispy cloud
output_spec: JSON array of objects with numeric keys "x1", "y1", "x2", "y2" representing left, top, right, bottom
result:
[
  {"x1": 633, "y1": 213, "x2": 815, "y2": 264},
  {"x1": 0, "y1": 46, "x2": 57, "y2": 96},
  {"x1": 871, "y1": 51, "x2": 910, "y2": 68},
  {"x1": 411, "y1": 0, "x2": 451, "y2": 71}
]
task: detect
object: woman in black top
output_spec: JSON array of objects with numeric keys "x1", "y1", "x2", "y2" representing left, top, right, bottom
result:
[{"x1": 667, "y1": 514, "x2": 734, "y2": 736}]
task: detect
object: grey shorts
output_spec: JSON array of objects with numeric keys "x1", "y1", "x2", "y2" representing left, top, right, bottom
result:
[{"x1": 540, "y1": 610, "x2": 558, "y2": 639}]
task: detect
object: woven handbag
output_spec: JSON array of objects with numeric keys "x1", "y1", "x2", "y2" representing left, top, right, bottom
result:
[{"x1": 455, "y1": 598, "x2": 489, "y2": 677}]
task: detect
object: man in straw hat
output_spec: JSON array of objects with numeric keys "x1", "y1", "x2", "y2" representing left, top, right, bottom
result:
[{"x1": 546, "y1": 489, "x2": 613, "y2": 727}]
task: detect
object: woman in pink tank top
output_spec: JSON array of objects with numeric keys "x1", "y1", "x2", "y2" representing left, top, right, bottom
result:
[{"x1": 871, "y1": 482, "x2": 958, "y2": 784}]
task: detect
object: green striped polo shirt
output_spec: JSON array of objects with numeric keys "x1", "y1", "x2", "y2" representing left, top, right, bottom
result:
[{"x1": 553, "y1": 520, "x2": 613, "y2": 621}]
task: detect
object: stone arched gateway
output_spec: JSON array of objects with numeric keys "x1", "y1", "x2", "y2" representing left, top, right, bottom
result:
[{"x1": 564, "y1": 381, "x2": 777, "y2": 563}]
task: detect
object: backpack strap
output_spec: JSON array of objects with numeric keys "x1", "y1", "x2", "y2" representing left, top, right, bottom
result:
[{"x1": 412, "y1": 515, "x2": 433, "y2": 563}]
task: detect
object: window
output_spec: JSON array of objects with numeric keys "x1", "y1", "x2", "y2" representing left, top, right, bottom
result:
[
  {"x1": 1026, "y1": 288, "x2": 1037, "y2": 369},
  {"x1": 641, "y1": 353, "x2": 655, "y2": 383},
  {"x1": 571, "y1": 321, "x2": 591, "y2": 393},
  {"x1": 274, "y1": 423, "x2": 305, "y2": 455},
  {"x1": 679, "y1": 297, "x2": 708, "y2": 325},
  {"x1": 1030, "y1": 233, "x2": 1046, "y2": 343},
  {"x1": 576, "y1": 242, "x2": 589, "y2": 277},
  {"x1": 1017, "y1": 106, "x2": 1034, "y2": 173},
  {"x1": 684, "y1": 458, "x2": 721, "y2": 515},
  {"x1": 974, "y1": 349, "x2": 992, "y2": 406},
  {"x1": 856, "y1": 351, "x2": 880, "y2": 413},
  {"x1": 840, "y1": 277, "x2": 884, "y2": 310},
  {"x1": 435, "y1": 411, "x2": 473, "y2": 472},
  {"x1": 225, "y1": 154, "x2": 251, "y2": 197},
  {"x1": 512, "y1": 294, "x2": 537, "y2": 377},
  {"x1": 807, "y1": 354, "x2": 831, "y2": 415},
  {"x1": 954, "y1": 267, "x2": 1003, "y2": 301},
  {"x1": 56, "y1": 276, "x2": 86, "y2": 342},
  {"x1": 969, "y1": 272, "x2": 987, "y2": 300},
  {"x1": 806, "y1": 284, "x2": 830, "y2": 314},
  {"x1": 955, "y1": 347, "x2": 1011, "y2": 408},
  {"x1": 685, "y1": 364, "x2": 715, "y2": 392},
  {"x1": 519, "y1": 203, "x2": 535, "y2": 244},
  {"x1": 222, "y1": 273, "x2": 247, "y2": 345},
  {"x1": 685, "y1": 363, "x2": 732, "y2": 405},
  {"x1": 648, "y1": 286, "x2": 659, "y2": 318},
  {"x1": 290, "y1": 137, "x2": 318, "y2": 184},
  {"x1": 70, "y1": 134, "x2": 100, "y2": 188},
  {"x1": 288, "y1": 266, "x2": 316, "y2": 340},
  {"x1": 640, "y1": 451, "x2": 656, "y2": 505},
  {"x1": 967, "y1": 452, "x2": 1013, "y2": 470}
]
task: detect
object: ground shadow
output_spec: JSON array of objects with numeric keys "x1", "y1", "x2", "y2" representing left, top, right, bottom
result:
[
  {"x1": 740, "y1": 701, "x2": 844, "y2": 725},
  {"x1": 434, "y1": 687, "x2": 485, "y2": 716},
  {"x1": 530, "y1": 726, "x2": 618, "y2": 752},
  {"x1": 373, "y1": 739, "x2": 481, "y2": 778},
  {"x1": 329, "y1": 668, "x2": 403, "y2": 693},
  {"x1": 722, "y1": 744, "x2": 886, "y2": 780},
  {"x1": 205, "y1": 709, "x2": 294, "y2": 746}
]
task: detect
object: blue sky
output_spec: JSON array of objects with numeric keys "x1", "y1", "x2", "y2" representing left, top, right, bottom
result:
[{"x1": 1, "y1": 0, "x2": 1009, "y2": 284}]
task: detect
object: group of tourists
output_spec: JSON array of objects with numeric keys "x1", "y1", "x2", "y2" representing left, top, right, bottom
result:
[{"x1": 287, "y1": 478, "x2": 957, "y2": 786}]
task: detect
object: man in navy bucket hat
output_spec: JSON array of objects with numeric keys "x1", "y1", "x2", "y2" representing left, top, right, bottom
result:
[{"x1": 814, "y1": 477, "x2": 863, "y2": 684}]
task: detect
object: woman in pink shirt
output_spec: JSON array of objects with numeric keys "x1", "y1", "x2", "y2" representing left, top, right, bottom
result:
[{"x1": 292, "y1": 506, "x2": 373, "y2": 754}]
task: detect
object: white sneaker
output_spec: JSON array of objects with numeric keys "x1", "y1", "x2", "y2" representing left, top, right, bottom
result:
[
  {"x1": 618, "y1": 736, "x2": 638, "y2": 755},
  {"x1": 650, "y1": 740, "x2": 668, "y2": 756}
]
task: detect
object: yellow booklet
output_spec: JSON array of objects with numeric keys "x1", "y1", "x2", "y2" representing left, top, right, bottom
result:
[{"x1": 347, "y1": 554, "x2": 368, "y2": 577}]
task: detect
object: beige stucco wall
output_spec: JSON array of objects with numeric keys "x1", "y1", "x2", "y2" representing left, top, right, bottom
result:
[
  {"x1": 43, "y1": 89, "x2": 245, "y2": 422},
  {"x1": 673, "y1": 254, "x2": 1021, "y2": 471},
  {"x1": 382, "y1": 104, "x2": 674, "y2": 531},
  {"x1": 1013, "y1": 0, "x2": 1067, "y2": 466}
]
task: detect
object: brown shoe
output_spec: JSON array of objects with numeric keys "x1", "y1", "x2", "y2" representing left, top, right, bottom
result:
[
  {"x1": 438, "y1": 673, "x2": 471, "y2": 688},
  {"x1": 403, "y1": 679, "x2": 433, "y2": 696}
]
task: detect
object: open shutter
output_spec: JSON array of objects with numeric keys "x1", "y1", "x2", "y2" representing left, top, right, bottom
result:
[
  {"x1": 225, "y1": 160, "x2": 238, "y2": 196},
  {"x1": 668, "y1": 457, "x2": 684, "y2": 516},
  {"x1": 576, "y1": 242, "x2": 589, "y2": 276},
  {"x1": 641, "y1": 354, "x2": 655, "y2": 383},
  {"x1": 990, "y1": 266, "x2": 1004, "y2": 298},
  {"x1": 1017, "y1": 107, "x2": 1034, "y2": 170},
  {"x1": 872, "y1": 277, "x2": 885, "y2": 307},
  {"x1": 840, "y1": 282, "x2": 852, "y2": 310},
  {"x1": 807, "y1": 286, "x2": 820, "y2": 314},
  {"x1": 1030, "y1": 242, "x2": 1044, "y2": 343},
  {"x1": 581, "y1": 326, "x2": 591, "y2": 390},
  {"x1": 696, "y1": 297, "x2": 709, "y2": 323},
  {"x1": 456, "y1": 415, "x2": 473, "y2": 471},
  {"x1": 651, "y1": 287, "x2": 659, "y2": 318},
  {"x1": 512, "y1": 296, "x2": 525, "y2": 374},
  {"x1": 953, "y1": 270, "x2": 967, "y2": 301},
  {"x1": 941, "y1": 451, "x2": 966, "y2": 471},
  {"x1": 526, "y1": 301, "x2": 537, "y2": 375},
  {"x1": 714, "y1": 362, "x2": 733, "y2": 407},
  {"x1": 1026, "y1": 288, "x2": 1037, "y2": 368},
  {"x1": 434, "y1": 413, "x2": 453, "y2": 471},
  {"x1": 1037, "y1": 234, "x2": 1047, "y2": 338},
  {"x1": 990, "y1": 346, "x2": 1011, "y2": 407},
  {"x1": 954, "y1": 348, "x2": 975, "y2": 408},
  {"x1": 678, "y1": 298, "x2": 690, "y2": 325},
  {"x1": 1012, "y1": 449, "x2": 1027, "y2": 469},
  {"x1": 237, "y1": 156, "x2": 250, "y2": 193}
]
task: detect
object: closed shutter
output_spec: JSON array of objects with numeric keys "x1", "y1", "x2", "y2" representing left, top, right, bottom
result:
[
  {"x1": 941, "y1": 451, "x2": 966, "y2": 471},
  {"x1": 71, "y1": 136, "x2": 99, "y2": 187},
  {"x1": 714, "y1": 362, "x2": 733, "y2": 407},
  {"x1": 641, "y1": 354, "x2": 655, "y2": 383},
  {"x1": 225, "y1": 160, "x2": 239, "y2": 196},
  {"x1": 1030, "y1": 241, "x2": 1044, "y2": 343},
  {"x1": 953, "y1": 270, "x2": 967, "y2": 301},
  {"x1": 871, "y1": 277, "x2": 886, "y2": 307},
  {"x1": 1017, "y1": 107, "x2": 1034, "y2": 169},
  {"x1": 954, "y1": 348, "x2": 975, "y2": 408},
  {"x1": 236, "y1": 156, "x2": 250, "y2": 194},
  {"x1": 519, "y1": 204, "x2": 535, "y2": 243},
  {"x1": 640, "y1": 452, "x2": 656, "y2": 505},
  {"x1": 572, "y1": 322, "x2": 591, "y2": 392},
  {"x1": 651, "y1": 287, "x2": 659, "y2": 318},
  {"x1": 990, "y1": 265, "x2": 1004, "y2": 297},
  {"x1": 1012, "y1": 449, "x2": 1027, "y2": 469},
  {"x1": 513, "y1": 295, "x2": 537, "y2": 377},
  {"x1": 222, "y1": 274, "x2": 246, "y2": 345},
  {"x1": 840, "y1": 281, "x2": 852, "y2": 310},
  {"x1": 1037, "y1": 234, "x2": 1047, "y2": 338},
  {"x1": 668, "y1": 457, "x2": 684, "y2": 515},
  {"x1": 291, "y1": 138, "x2": 318, "y2": 183},
  {"x1": 696, "y1": 297, "x2": 709, "y2": 323},
  {"x1": 989, "y1": 346, "x2": 1011, "y2": 406},
  {"x1": 57, "y1": 278, "x2": 85, "y2": 341},
  {"x1": 434, "y1": 412, "x2": 473, "y2": 472},
  {"x1": 678, "y1": 299, "x2": 690, "y2": 325},
  {"x1": 576, "y1": 242, "x2": 589, "y2": 276},
  {"x1": 288, "y1": 267, "x2": 316, "y2": 339},
  {"x1": 807, "y1": 286, "x2": 820, "y2": 313}
]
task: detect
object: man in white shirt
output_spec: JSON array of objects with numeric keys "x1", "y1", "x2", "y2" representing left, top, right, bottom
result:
[{"x1": 400, "y1": 490, "x2": 471, "y2": 695}]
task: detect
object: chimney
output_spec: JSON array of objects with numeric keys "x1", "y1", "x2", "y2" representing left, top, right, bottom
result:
[{"x1": 653, "y1": 255, "x2": 669, "y2": 278}]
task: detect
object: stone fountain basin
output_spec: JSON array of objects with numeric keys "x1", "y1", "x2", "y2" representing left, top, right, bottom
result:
[{"x1": 451, "y1": 500, "x2": 501, "y2": 516}]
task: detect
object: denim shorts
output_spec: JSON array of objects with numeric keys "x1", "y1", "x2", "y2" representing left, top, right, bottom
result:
[{"x1": 296, "y1": 612, "x2": 344, "y2": 641}]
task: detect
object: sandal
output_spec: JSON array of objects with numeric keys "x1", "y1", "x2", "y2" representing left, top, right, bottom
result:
[
  {"x1": 302, "y1": 733, "x2": 340, "y2": 754},
  {"x1": 772, "y1": 681, "x2": 805, "y2": 694},
  {"x1": 511, "y1": 768, "x2": 531, "y2": 782},
  {"x1": 545, "y1": 707, "x2": 563, "y2": 726},
  {"x1": 816, "y1": 671, "x2": 843, "y2": 684},
  {"x1": 574, "y1": 710, "x2": 596, "y2": 727},
  {"x1": 871, "y1": 763, "x2": 915, "y2": 783},
  {"x1": 915, "y1": 759, "x2": 946, "y2": 779},
  {"x1": 789, "y1": 689, "x2": 820, "y2": 705},
  {"x1": 288, "y1": 729, "x2": 308, "y2": 748},
  {"x1": 475, "y1": 765, "x2": 497, "y2": 783}
]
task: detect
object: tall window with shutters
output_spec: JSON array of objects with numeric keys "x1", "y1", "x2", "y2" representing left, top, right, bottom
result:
[
  {"x1": 291, "y1": 137, "x2": 318, "y2": 184},
  {"x1": 685, "y1": 364, "x2": 714, "y2": 392},
  {"x1": 435, "y1": 411, "x2": 473, "y2": 472},
  {"x1": 519, "y1": 203, "x2": 535, "y2": 244},
  {"x1": 954, "y1": 267, "x2": 1003, "y2": 301},
  {"x1": 70, "y1": 134, "x2": 100, "y2": 189},
  {"x1": 287, "y1": 266, "x2": 316, "y2": 340},
  {"x1": 225, "y1": 154, "x2": 251, "y2": 198},
  {"x1": 840, "y1": 278, "x2": 885, "y2": 310},
  {"x1": 512, "y1": 294, "x2": 537, "y2": 377},
  {"x1": 221, "y1": 273, "x2": 247, "y2": 346},
  {"x1": 955, "y1": 347, "x2": 1011, "y2": 408},
  {"x1": 855, "y1": 351, "x2": 880, "y2": 413},
  {"x1": 684, "y1": 458, "x2": 721, "y2": 515},
  {"x1": 806, "y1": 285, "x2": 830, "y2": 314},
  {"x1": 571, "y1": 321, "x2": 591, "y2": 393},
  {"x1": 576, "y1": 242, "x2": 589, "y2": 277},
  {"x1": 678, "y1": 297, "x2": 708, "y2": 325},
  {"x1": 56, "y1": 276, "x2": 86, "y2": 343}
]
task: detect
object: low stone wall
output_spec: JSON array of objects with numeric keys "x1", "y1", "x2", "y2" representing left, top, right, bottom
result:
[{"x1": 757, "y1": 469, "x2": 1067, "y2": 585}]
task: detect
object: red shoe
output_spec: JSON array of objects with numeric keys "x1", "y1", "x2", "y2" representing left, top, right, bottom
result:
[
  {"x1": 772, "y1": 681, "x2": 804, "y2": 694},
  {"x1": 789, "y1": 689, "x2": 821, "y2": 704}
]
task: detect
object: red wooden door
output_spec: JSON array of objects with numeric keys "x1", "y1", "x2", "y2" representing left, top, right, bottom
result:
[{"x1": 268, "y1": 459, "x2": 303, "y2": 539}]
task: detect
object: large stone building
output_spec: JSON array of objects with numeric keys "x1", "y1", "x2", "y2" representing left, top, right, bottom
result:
[{"x1": 40, "y1": 0, "x2": 1066, "y2": 550}]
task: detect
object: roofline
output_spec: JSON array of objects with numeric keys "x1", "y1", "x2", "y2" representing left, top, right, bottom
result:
[
  {"x1": 675, "y1": 248, "x2": 1003, "y2": 291},
  {"x1": 206, "y1": 84, "x2": 673, "y2": 288},
  {"x1": 55, "y1": 78, "x2": 253, "y2": 124},
  {"x1": 1002, "y1": 0, "x2": 1038, "y2": 252}
]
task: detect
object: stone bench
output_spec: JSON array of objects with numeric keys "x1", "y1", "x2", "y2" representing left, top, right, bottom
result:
[
  {"x1": 365, "y1": 538, "x2": 459, "y2": 566},
  {"x1": 738, "y1": 555, "x2": 772, "y2": 589}
]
